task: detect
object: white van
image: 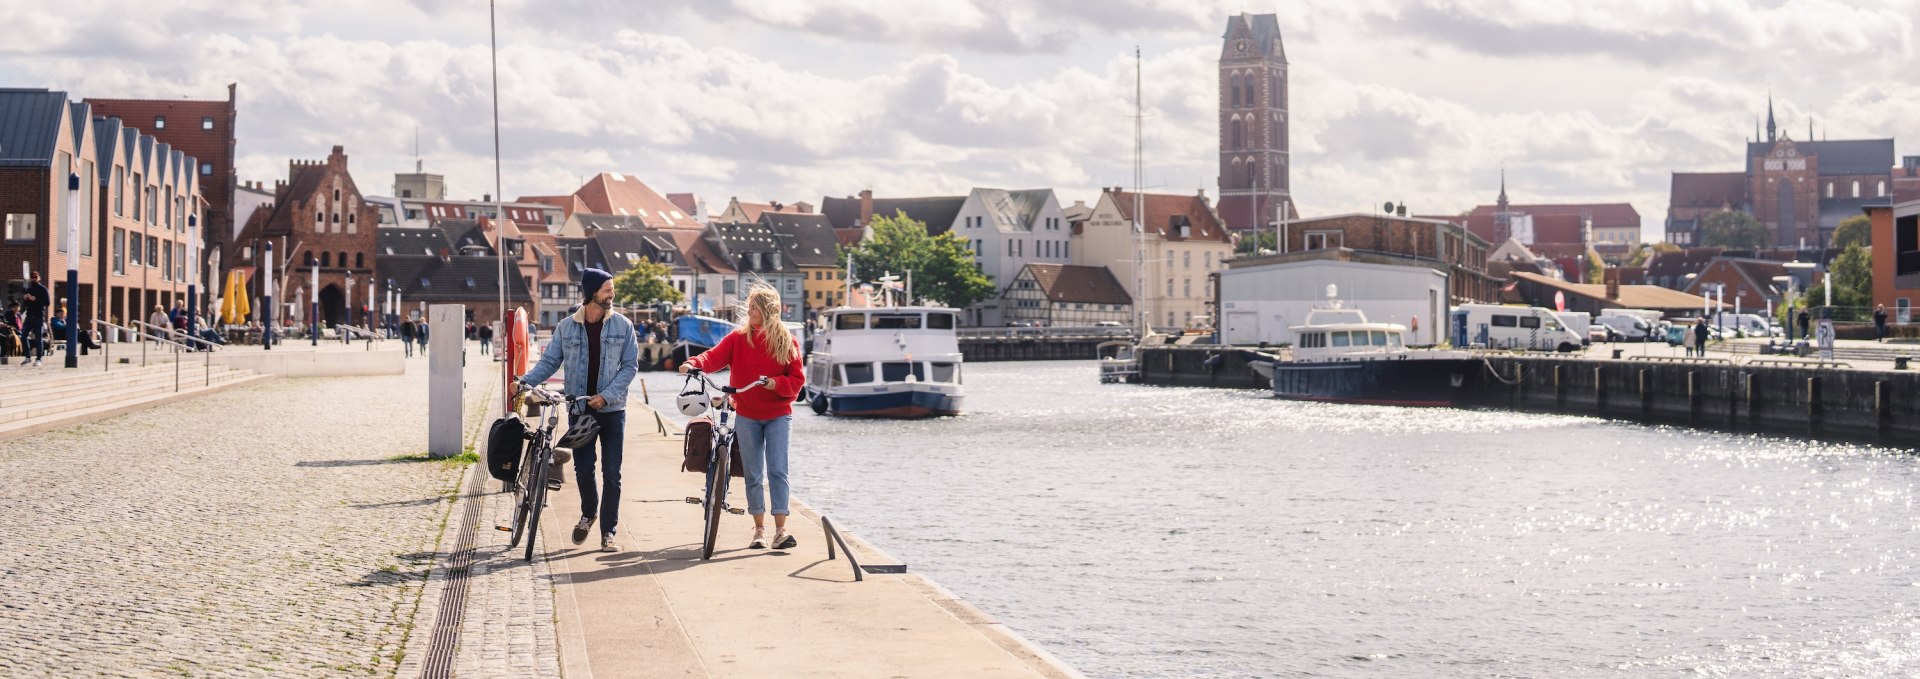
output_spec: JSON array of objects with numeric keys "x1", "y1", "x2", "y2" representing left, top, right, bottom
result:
[
  {"x1": 1552, "y1": 311, "x2": 1593, "y2": 346},
  {"x1": 1596, "y1": 308, "x2": 1661, "y2": 341},
  {"x1": 1711, "y1": 312, "x2": 1778, "y2": 337},
  {"x1": 1452, "y1": 304, "x2": 1584, "y2": 352}
]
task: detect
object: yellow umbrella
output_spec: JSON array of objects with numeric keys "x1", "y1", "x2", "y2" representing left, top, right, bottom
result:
[
  {"x1": 234, "y1": 270, "x2": 251, "y2": 320},
  {"x1": 219, "y1": 271, "x2": 236, "y2": 324}
]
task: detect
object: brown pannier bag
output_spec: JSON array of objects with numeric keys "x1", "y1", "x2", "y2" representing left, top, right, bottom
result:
[{"x1": 681, "y1": 418, "x2": 746, "y2": 477}]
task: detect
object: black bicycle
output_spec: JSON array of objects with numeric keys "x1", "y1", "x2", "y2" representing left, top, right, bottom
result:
[
  {"x1": 504, "y1": 385, "x2": 584, "y2": 561},
  {"x1": 680, "y1": 370, "x2": 759, "y2": 560}
]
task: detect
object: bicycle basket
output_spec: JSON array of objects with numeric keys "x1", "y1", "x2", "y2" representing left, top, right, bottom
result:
[
  {"x1": 679, "y1": 418, "x2": 745, "y2": 477},
  {"x1": 486, "y1": 414, "x2": 527, "y2": 482}
]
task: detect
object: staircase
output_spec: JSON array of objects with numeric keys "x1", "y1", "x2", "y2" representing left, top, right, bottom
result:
[
  {"x1": 0, "y1": 361, "x2": 270, "y2": 440},
  {"x1": 1717, "y1": 339, "x2": 1920, "y2": 365}
]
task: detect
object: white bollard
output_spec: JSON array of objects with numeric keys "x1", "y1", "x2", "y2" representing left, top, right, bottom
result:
[{"x1": 428, "y1": 304, "x2": 465, "y2": 458}]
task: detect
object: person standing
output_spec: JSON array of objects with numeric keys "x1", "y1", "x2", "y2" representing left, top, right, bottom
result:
[
  {"x1": 399, "y1": 318, "x2": 416, "y2": 357},
  {"x1": 680, "y1": 284, "x2": 807, "y2": 550},
  {"x1": 516, "y1": 268, "x2": 639, "y2": 553},
  {"x1": 478, "y1": 322, "x2": 493, "y2": 355},
  {"x1": 1874, "y1": 304, "x2": 1889, "y2": 343},
  {"x1": 416, "y1": 320, "x2": 429, "y2": 355},
  {"x1": 20, "y1": 272, "x2": 51, "y2": 366},
  {"x1": 1693, "y1": 318, "x2": 1710, "y2": 358},
  {"x1": 1797, "y1": 308, "x2": 1811, "y2": 342}
]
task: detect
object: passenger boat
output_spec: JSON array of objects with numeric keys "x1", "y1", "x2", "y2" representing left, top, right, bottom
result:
[
  {"x1": 1247, "y1": 287, "x2": 1478, "y2": 407},
  {"x1": 802, "y1": 305, "x2": 965, "y2": 418},
  {"x1": 664, "y1": 314, "x2": 737, "y2": 371}
]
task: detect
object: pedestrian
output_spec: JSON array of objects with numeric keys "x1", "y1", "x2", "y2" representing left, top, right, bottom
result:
[
  {"x1": 416, "y1": 320, "x2": 429, "y2": 354},
  {"x1": 1797, "y1": 308, "x2": 1811, "y2": 342},
  {"x1": 515, "y1": 267, "x2": 638, "y2": 553},
  {"x1": 1874, "y1": 304, "x2": 1889, "y2": 343},
  {"x1": 1693, "y1": 318, "x2": 1710, "y2": 358},
  {"x1": 399, "y1": 318, "x2": 416, "y2": 357},
  {"x1": 148, "y1": 304, "x2": 170, "y2": 345},
  {"x1": 21, "y1": 272, "x2": 51, "y2": 366},
  {"x1": 680, "y1": 284, "x2": 807, "y2": 551},
  {"x1": 478, "y1": 322, "x2": 493, "y2": 355},
  {"x1": 1, "y1": 300, "x2": 20, "y2": 362}
]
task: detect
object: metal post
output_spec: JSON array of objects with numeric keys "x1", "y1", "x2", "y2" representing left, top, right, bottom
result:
[
  {"x1": 64, "y1": 173, "x2": 80, "y2": 368},
  {"x1": 263, "y1": 241, "x2": 275, "y2": 350},
  {"x1": 310, "y1": 261, "x2": 319, "y2": 346}
]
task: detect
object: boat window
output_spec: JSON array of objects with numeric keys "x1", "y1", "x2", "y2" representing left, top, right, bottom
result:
[
  {"x1": 1519, "y1": 316, "x2": 1540, "y2": 329},
  {"x1": 1370, "y1": 331, "x2": 1387, "y2": 345},
  {"x1": 1492, "y1": 314, "x2": 1518, "y2": 328},
  {"x1": 881, "y1": 362, "x2": 924, "y2": 382},
  {"x1": 1331, "y1": 332, "x2": 1351, "y2": 347},
  {"x1": 927, "y1": 313, "x2": 955, "y2": 330},
  {"x1": 1300, "y1": 332, "x2": 1323, "y2": 348},
  {"x1": 810, "y1": 364, "x2": 829, "y2": 386},
  {"x1": 930, "y1": 362, "x2": 957, "y2": 383},
  {"x1": 842, "y1": 363, "x2": 873, "y2": 384},
  {"x1": 872, "y1": 315, "x2": 922, "y2": 329},
  {"x1": 835, "y1": 314, "x2": 866, "y2": 330},
  {"x1": 1388, "y1": 333, "x2": 1404, "y2": 348}
]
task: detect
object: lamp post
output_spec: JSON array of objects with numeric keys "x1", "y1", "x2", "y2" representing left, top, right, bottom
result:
[
  {"x1": 1773, "y1": 274, "x2": 1796, "y2": 341},
  {"x1": 263, "y1": 240, "x2": 274, "y2": 350},
  {"x1": 63, "y1": 172, "x2": 80, "y2": 368},
  {"x1": 346, "y1": 272, "x2": 355, "y2": 335},
  {"x1": 185, "y1": 215, "x2": 198, "y2": 337},
  {"x1": 310, "y1": 258, "x2": 319, "y2": 346}
]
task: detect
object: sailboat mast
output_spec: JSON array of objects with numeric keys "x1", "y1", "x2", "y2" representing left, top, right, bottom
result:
[{"x1": 1133, "y1": 46, "x2": 1146, "y2": 337}]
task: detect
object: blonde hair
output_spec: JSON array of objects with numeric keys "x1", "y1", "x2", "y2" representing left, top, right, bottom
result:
[{"x1": 735, "y1": 283, "x2": 796, "y2": 365}]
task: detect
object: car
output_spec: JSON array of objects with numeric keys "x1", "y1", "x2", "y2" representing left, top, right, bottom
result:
[{"x1": 1588, "y1": 325, "x2": 1613, "y2": 343}]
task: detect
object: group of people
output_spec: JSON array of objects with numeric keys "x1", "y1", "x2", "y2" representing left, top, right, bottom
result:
[{"x1": 513, "y1": 268, "x2": 806, "y2": 554}]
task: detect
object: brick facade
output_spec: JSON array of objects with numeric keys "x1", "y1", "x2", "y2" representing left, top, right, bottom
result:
[
  {"x1": 0, "y1": 93, "x2": 104, "y2": 328},
  {"x1": 1276, "y1": 213, "x2": 1499, "y2": 303},
  {"x1": 92, "y1": 116, "x2": 207, "y2": 328},
  {"x1": 1217, "y1": 13, "x2": 1294, "y2": 231},
  {"x1": 232, "y1": 146, "x2": 380, "y2": 327},
  {"x1": 86, "y1": 87, "x2": 237, "y2": 257}
]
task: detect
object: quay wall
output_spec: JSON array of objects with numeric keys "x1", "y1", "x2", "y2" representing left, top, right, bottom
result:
[
  {"x1": 961, "y1": 338, "x2": 1111, "y2": 362},
  {"x1": 1136, "y1": 347, "x2": 1920, "y2": 446}
]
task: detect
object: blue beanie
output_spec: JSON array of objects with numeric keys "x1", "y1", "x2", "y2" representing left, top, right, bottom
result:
[{"x1": 581, "y1": 268, "x2": 613, "y2": 300}]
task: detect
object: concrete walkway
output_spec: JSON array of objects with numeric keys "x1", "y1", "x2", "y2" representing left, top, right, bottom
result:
[{"x1": 535, "y1": 412, "x2": 1081, "y2": 679}]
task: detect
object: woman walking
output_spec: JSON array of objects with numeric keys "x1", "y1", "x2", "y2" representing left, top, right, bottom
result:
[{"x1": 680, "y1": 285, "x2": 806, "y2": 550}]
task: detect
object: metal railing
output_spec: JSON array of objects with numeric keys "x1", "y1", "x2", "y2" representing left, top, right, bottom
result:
[
  {"x1": 129, "y1": 319, "x2": 219, "y2": 352},
  {"x1": 94, "y1": 319, "x2": 211, "y2": 390},
  {"x1": 956, "y1": 326, "x2": 1137, "y2": 340}
]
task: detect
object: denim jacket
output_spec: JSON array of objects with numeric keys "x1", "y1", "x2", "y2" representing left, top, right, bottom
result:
[{"x1": 519, "y1": 307, "x2": 639, "y2": 412}]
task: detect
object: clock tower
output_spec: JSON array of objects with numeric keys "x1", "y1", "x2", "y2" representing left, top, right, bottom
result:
[{"x1": 1218, "y1": 13, "x2": 1293, "y2": 232}]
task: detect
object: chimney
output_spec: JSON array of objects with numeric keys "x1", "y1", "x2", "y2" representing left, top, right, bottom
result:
[
  {"x1": 1605, "y1": 267, "x2": 1620, "y2": 300},
  {"x1": 858, "y1": 189, "x2": 873, "y2": 226},
  {"x1": 1904, "y1": 155, "x2": 1920, "y2": 177}
]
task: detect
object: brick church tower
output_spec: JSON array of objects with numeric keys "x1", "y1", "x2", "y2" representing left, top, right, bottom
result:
[{"x1": 1217, "y1": 12, "x2": 1294, "y2": 232}]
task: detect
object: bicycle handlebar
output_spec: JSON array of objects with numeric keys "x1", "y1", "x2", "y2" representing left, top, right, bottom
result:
[{"x1": 683, "y1": 369, "x2": 770, "y2": 395}]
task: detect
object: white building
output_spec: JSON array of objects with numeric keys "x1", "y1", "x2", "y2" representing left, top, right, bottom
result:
[
  {"x1": 1218, "y1": 250, "x2": 1451, "y2": 346},
  {"x1": 950, "y1": 188, "x2": 1070, "y2": 326},
  {"x1": 1071, "y1": 188, "x2": 1233, "y2": 331}
]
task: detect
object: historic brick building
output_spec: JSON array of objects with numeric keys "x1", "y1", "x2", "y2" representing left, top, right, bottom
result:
[
  {"x1": 1216, "y1": 12, "x2": 1296, "y2": 232},
  {"x1": 92, "y1": 115, "x2": 206, "y2": 327},
  {"x1": 1266, "y1": 213, "x2": 1498, "y2": 304},
  {"x1": 0, "y1": 89, "x2": 104, "y2": 325},
  {"x1": 231, "y1": 146, "x2": 380, "y2": 327}
]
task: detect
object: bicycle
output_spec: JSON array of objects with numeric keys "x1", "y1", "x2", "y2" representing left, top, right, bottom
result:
[
  {"x1": 679, "y1": 370, "x2": 762, "y2": 560},
  {"x1": 502, "y1": 385, "x2": 585, "y2": 561}
]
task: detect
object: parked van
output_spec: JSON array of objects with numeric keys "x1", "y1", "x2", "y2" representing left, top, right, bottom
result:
[
  {"x1": 1711, "y1": 312, "x2": 1778, "y2": 337},
  {"x1": 1451, "y1": 304, "x2": 1584, "y2": 352},
  {"x1": 1552, "y1": 311, "x2": 1593, "y2": 346},
  {"x1": 1596, "y1": 308, "x2": 1661, "y2": 341}
]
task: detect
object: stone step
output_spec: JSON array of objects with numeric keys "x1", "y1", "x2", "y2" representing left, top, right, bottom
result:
[
  {"x1": 0, "y1": 361, "x2": 186, "y2": 391},
  {"x1": 0, "y1": 367, "x2": 241, "y2": 409},
  {"x1": 0, "y1": 372, "x2": 273, "y2": 441},
  {"x1": 0, "y1": 369, "x2": 256, "y2": 427}
]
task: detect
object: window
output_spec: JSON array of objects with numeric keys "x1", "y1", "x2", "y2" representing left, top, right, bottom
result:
[
  {"x1": 1491, "y1": 314, "x2": 1518, "y2": 328},
  {"x1": 154, "y1": 116, "x2": 166, "y2": 129},
  {"x1": 881, "y1": 362, "x2": 925, "y2": 382},
  {"x1": 1299, "y1": 332, "x2": 1324, "y2": 348},
  {"x1": 112, "y1": 229, "x2": 125, "y2": 274},
  {"x1": 836, "y1": 313, "x2": 866, "y2": 330},
  {"x1": 1184, "y1": 251, "x2": 1191, "y2": 268},
  {"x1": 146, "y1": 187, "x2": 156, "y2": 224},
  {"x1": 1853, "y1": 181, "x2": 1861, "y2": 198},
  {"x1": 129, "y1": 233, "x2": 142, "y2": 265},
  {"x1": 1332, "y1": 331, "x2": 1351, "y2": 347},
  {"x1": 842, "y1": 363, "x2": 874, "y2": 384},
  {"x1": 402, "y1": 189, "x2": 413, "y2": 198},
  {"x1": 334, "y1": 189, "x2": 341, "y2": 201},
  {"x1": 872, "y1": 314, "x2": 922, "y2": 329},
  {"x1": 200, "y1": 163, "x2": 212, "y2": 176},
  {"x1": 1166, "y1": 278, "x2": 1173, "y2": 296},
  {"x1": 4, "y1": 213, "x2": 36, "y2": 242},
  {"x1": 201, "y1": 116, "x2": 214, "y2": 130},
  {"x1": 1826, "y1": 182, "x2": 1834, "y2": 198},
  {"x1": 1519, "y1": 316, "x2": 1541, "y2": 329},
  {"x1": 112, "y1": 167, "x2": 124, "y2": 216},
  {"x1": 1879, "y1": 181, "x2": 1888, "y2": 197},
  {"x1": 176, "y1": 243, "x2": 186, "y2": 281},
  {"x1": 928, "y1": 313, "x2": 955, "y2": 329},
  {"x1": 930, "y1": 362, "x2": 958, "y2": 383},
  {"x1": 1184, "y1": 279, "x2": 1191, "y2": 298},
  {"x1": 162, "y1": 242, "x2": 173, "y2": 281},
  {"x1": 723, "y1": 279, "x2": 736, "y2": 294}
]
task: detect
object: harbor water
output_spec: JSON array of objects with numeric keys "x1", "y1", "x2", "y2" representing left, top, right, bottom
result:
[{"x1": 637, "y1": 361, "x2": 1920, "y2": 677}]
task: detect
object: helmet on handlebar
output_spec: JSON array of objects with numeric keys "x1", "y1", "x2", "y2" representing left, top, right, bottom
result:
[
  {"x1": 556, "y1": 411, "x2": 600, "y2": 449},
  {"x1": 676, "y1": 388, "x2": 709, "y2": 417}
]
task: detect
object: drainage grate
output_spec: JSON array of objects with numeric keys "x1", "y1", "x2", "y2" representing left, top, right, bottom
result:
[{"x1": 419, "y1": 466, "x2": 492, "y2": 678}]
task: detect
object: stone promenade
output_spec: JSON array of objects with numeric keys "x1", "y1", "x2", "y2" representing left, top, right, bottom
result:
[{"x1": 0, "y1": 349, "x2": 493, "y2": 677}]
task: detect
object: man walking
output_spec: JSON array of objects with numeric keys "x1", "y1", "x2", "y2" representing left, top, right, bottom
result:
[
  {"x1": 514, "y1": 268, "x2": 638, "y2": 553},
  {"x1": 1797, "y1": 308, "x2": 1811, "y2": 342},
  {"x1": 399, "y1": 318, "x2": 416, "y2": 357},
  {"x1": 20, "y1": 272, "x2": 51, "y2": 366},
  {"x1": 1874, "y1": 304, "x2": 1889, "y2": 343}
]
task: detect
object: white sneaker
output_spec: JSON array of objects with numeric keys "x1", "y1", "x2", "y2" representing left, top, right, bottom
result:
[
  {"x1": 748, "y1": 527, "x2": 767, "y2": 549},
  {"x1": 33, "y1": 359, "x2": 42, "y2": 366},
  {"x1": 771, "y1": 529, "x2": 796, "y2": 550}
]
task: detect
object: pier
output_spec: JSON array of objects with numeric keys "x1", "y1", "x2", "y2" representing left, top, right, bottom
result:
[{"x1": 958, "y1": 327, "x2": 1136, "y2": 362}]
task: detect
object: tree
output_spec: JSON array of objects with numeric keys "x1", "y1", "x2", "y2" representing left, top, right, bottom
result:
[
  {"x1": 1833, "y1": 215, "x2": 1871, "y2": 250},
  {"x1": 1235, "y1": 230, "x2": 1276, "y2": 255},
  {"x1": 1584, "y1": 247, "x2": 1606, "y2": 284},
  {"x1": 611, "y1": 257, "x2": 684, "y2": 306},
  {"x1": 1823, "y1": 243, "x2": 1874, "y2": 309},
  {"x1": 843, "y1": 210, "x2": 996, "y2": 309},
  {"x1": 1626, "y1": 244, "x2": 1652, "y2": 267},
  {"x1": 1699, "y1": 210, "x2": 1770, "y2": 250},
  {"x1": 1651, "y1": 242, "x2": 1682, "y2": 253}
]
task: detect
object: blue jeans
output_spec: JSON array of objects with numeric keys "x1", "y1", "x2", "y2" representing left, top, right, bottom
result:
[
  {"x1": 733, "y1": 415, "x2": 791, "y2": 516},
  {"x1": 573, "y1": 410, "x2": 626, "y2": 535},
  {"x1": 24, "y1": 320, "x2": 45, "y2": 360}
]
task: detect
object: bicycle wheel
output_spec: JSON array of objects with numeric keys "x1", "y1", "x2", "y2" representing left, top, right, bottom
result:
[
  {"x1": 506, "y1": 445, "x2": 538, "y2": 549},
  {"x1": 701, "y1": 439, "x2": 731, "y2": 560},
  {"x1": 524, "y1": 452, "x2": 550, "y2": 561}
]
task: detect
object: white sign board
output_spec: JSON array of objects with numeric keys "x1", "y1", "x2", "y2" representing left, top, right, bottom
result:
[
  {"x1": 428, "y1": 304, "x2": 465, "y2": 458},
  {"x1": 1815, "y1": 319, "x2": 1835, "y2": 362}
]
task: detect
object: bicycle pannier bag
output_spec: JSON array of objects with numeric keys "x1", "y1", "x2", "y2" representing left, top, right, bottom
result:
[
  {"x1": 486, "y1": 414, "x2": 528, "y2": 482},
  {"x1": 680, "y1": 418, "x2": 745, "y2": 477}
]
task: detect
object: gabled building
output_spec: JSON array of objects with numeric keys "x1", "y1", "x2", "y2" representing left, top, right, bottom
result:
[
  {"x1": 703, "y1": 221, "x2": 804, "y2": 320},
  {"x1": 1460, "y1": 182, "x2": 1640, "y2": 258},
  {"x1": 229, "y1": 145, "x2": 379, "y2": 327},
  {"x1": 91, "y1": 114, "x2": 207, "y2": 327},
  {"x1": 568, "y1": 172, "x2": 701, "y2": 229},
  {"x1": 86, "y1": 86, "x2": 236, "y2": 260},
  {"x1": 820, "y1": 189, "x2": 967, "y2": 235},
  {"x1": 0, "y1": 89, "x2": 106, "y2": 325},
  {"x1": 760, "y1": 211, "x2": 843, "y2": 314},
  {"x1": 714, "y1": 197, "x2": 809, "y2": 226},
  {"x1": 1072, "y1": 188, "x2": 1233, "y2": 330},
  {"x1": 1002, "y1": 263, "x2": 1131, "y2": 326},
  {"x1": 1665, "y1": 172, "x2": 1746, "y2": 246},
  {"x1": 949, "y1": 188, "x2": 1070, "y2": 326}
]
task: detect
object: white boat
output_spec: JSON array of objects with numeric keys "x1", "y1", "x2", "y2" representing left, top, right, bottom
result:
[
  {"x1": 1096, "y1": 340, "x2": 1139, "y2": 384},
  {"x1": 1247, "y1": 286, "x2": 1479, "y2": 407},
  {"x1": 803, "y1": 305, "x2": 965, "y2": 418}
]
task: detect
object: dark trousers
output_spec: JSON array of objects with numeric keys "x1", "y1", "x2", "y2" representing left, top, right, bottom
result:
[
  {"x1": 402, "y1": 338, "x2": 414, "y2": 356},
  {"x1": 573, "y1": 410, "x2": 626, "y2": 535},
  {"x1": 23, "y1": 321, "x2": 45, "y2": 360}
]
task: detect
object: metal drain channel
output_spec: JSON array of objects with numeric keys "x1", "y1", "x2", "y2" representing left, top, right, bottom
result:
[{"x1": 419, "y1": 465, "x2": 493, "y2": 678}]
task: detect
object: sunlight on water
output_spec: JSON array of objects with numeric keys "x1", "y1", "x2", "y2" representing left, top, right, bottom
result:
[{"x1": 635, "y1": 363, "x2": 1920, "y2": 678}]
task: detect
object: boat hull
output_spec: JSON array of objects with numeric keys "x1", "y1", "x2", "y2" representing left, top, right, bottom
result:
[
  {"x1": 819, "y1": 388, "x2": 963, "y2": 418},
  {"x1": 1270, "y1": 357, "x2": 1478, "y2": 408}
]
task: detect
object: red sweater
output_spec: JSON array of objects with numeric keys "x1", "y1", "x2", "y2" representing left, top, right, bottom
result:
[{"x1": 684, "y1": 330, "x2": 806, "y2": 420}]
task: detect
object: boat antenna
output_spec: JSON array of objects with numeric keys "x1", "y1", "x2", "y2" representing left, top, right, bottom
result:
[{"x1": 1133, "y1": 45, "x2": 1146, "y2": 338}]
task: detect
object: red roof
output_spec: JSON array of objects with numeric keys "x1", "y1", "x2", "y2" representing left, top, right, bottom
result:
[
  {"x1": 571, "y1": 173, "x2": 702, "y2": 229},
  {"x1": 1107, "y1": 190, "x2": 1230, "y2": 243},
  {"x1": 1668, "y1": 172, "x2": 1746, "y2": 211},
  {"x1": 1529, "y1": 214, "x2": 1585, "y2": 245},
  {"x1": 1462, "y1": 202, "x2": 1639, "y2": 243},
  {"x1": 666, "y1": 192, "x2": 699, "y2": 216}
]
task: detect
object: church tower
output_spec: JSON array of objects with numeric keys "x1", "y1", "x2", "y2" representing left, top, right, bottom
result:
[{"x1": 1217, "y1": 13, "x2": 1293, "y2": 231}]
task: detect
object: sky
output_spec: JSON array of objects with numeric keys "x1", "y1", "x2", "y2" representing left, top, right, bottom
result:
[{"x1": 5, "y1": 0, "x2": 1918, "y2": 242}]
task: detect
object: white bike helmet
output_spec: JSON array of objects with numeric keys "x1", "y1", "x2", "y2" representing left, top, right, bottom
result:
[{"x1": 677, "y1": 389, "x2": 709, "y2": 417}]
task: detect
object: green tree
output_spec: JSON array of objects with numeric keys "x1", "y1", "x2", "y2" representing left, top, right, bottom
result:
[
  {"x1": 1235, "y1": 230, "x2": 1276, "y2": 255},
  {"x1": 1832, "y1": 215, "x2": 1871, "y2": 250},
  {"x1": 844, "y1": 210, "x2": 996, "y2": 309},
  {"x1": 1822, "y1": 243, "x2": 1874, "y2": 308},
  {"x1": 610, "y1": 257, "x2": 684, "y2": 305},
  {"x1": 1699, "y1": 210, "x2": 1770, "y2": 250},
  {"x1": 1626, "y1": 244, "x2": 1652, "y2": 267},
  {"x1": 1585, "y1": 247, "x2": 1606, "y2": 284}
]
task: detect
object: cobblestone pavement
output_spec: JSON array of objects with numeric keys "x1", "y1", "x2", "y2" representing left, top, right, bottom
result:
[{"x1": 0, "y1": 349, "x2": 497, "y2": 678}]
